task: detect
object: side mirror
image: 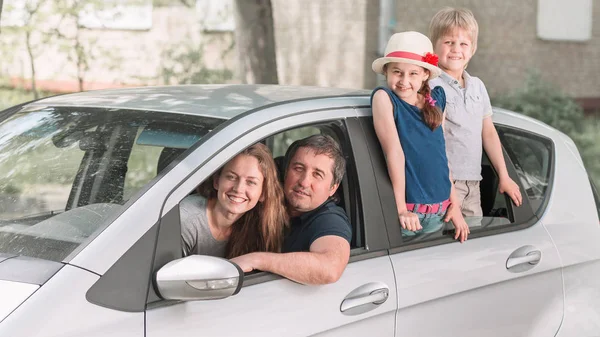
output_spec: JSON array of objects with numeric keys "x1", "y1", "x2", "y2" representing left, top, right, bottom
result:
[{"x1": 155, "y1": 255, "x2": 243, "y2": 301}]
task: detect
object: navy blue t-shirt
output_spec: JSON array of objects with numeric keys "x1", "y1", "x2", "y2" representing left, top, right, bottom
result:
[
  {"x1": 370, "y1": 86, "x2": 451, "y2": 204},
  {"x1": 283, "y1": 200, "x2": 352, "y2": 253}
]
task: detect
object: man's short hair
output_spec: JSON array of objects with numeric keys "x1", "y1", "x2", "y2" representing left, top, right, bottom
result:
[
  {"x1": 284, "y1": 135, "x2": 346, "y2": 186},
  {"x1": 429, "y1": 7, "x2": 479, "y2": 52}
]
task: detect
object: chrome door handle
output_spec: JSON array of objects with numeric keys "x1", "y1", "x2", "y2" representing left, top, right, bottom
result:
[
  {"x1": 340, "y1": 288, "x2": 389, "y2": 313},
  {"x1": 506, "y1": 250, "x2": 541, "y2": 269}
]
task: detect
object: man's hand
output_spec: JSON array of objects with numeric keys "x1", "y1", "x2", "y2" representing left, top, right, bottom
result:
[
  {"x1": 230, "y1": 253, "x2": 260, "y2": 273},
  {"x1": 499, "y1": 177, "x2": 522, "y2": 207},
  {"x1": 444, "y1": 204, "x2": 470, "y2": 243},
  {"x1": 399, "y1": 211, "x2": 422, "y2": 231}
]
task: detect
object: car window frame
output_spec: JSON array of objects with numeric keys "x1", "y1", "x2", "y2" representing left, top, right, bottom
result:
[
  {"x1": 149, "y1": 107, "x2": 390, "y2": 306},
  {"x1": 496, "y1": 125, "x2": 556, "y2": 219},
  {"x1": 358, "y1": 114, "x2": 546, "y2": 252}
]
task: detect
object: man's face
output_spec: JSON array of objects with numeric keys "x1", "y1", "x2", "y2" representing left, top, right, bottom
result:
[{"x1": 284, "y1": 147, "x2": 339, "y2": 217}]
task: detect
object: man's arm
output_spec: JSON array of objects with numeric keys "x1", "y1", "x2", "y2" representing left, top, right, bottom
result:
[
  {"x1": 482, "y1": 117, "x2": 522, "y2": 206},
  {"x1": 230, "y1": 235, "x2": 350, "y2": 285}
]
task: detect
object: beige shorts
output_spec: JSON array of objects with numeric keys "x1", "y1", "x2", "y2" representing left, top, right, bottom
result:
[{"x1": 453, "y1": 180, "x2": 483, "y2": 227}]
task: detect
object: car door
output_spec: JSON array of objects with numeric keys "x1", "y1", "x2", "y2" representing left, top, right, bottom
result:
[
  {"x1": 357, "y1": 114, "x2": 564, "y2": 337},
  {"x1": 145, "y1": 106, "x2": 397, "y2": 337}
]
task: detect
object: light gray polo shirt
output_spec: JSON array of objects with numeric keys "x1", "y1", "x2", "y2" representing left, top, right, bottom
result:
[{"x1": 430, "y1": 71, "x2": 493, "y2": 181}]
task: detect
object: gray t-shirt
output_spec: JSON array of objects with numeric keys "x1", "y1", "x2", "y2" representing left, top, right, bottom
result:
[
  {"x1": 180, "y1": 195, "x2": 227, "y2": 258},
  {"x1": 430, "y1": 71, "x2": 493, "y2": 181}
]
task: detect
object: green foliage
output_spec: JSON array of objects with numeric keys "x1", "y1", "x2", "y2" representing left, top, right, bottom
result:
[
  {"x1": 159, "y1": 40, "x2": 233, "y2": 85},
  {"x1": 493, "y1": 72, "x2": 600, "y2": 187},
  {"x1": 0, "y1": 87, "x2": 53, "y2": 110}
]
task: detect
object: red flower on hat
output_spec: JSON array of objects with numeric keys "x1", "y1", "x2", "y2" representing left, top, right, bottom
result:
[{"x1": 423, "y1": 52, "x2": 439, "y2": 66}]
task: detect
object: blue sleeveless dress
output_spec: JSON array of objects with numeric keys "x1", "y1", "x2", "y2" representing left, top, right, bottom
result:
[{"x1": 371, "y1": 86, "x2": 451, "y2": 204}]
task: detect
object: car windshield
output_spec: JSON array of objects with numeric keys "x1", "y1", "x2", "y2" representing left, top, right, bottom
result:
[{"x1": 0, "y1": 106, "x2": 224, "y2": 262}]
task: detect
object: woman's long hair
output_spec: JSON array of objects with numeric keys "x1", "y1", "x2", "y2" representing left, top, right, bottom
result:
[
  {"x1": 198, "y1": 143, "x2": 288, "y2": 258},
  {"x1": 419, "y1": 77, "x2": 444, "y2": 130}
]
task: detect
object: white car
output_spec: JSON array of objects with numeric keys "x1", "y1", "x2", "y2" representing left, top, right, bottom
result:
[{"x1": 0, "y1": 85, "x2": 599, "y2": 337}]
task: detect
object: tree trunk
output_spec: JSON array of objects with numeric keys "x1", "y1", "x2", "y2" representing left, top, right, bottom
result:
[
  {"x1": 0, "y1": 0, "x2": 4, "y2": 32},
  {"x1": 25, "y1": 31, "x2": 39, "y2": 99},
  {"x1": 234, "y1": 0, "x2": 278, "y2": 84}
]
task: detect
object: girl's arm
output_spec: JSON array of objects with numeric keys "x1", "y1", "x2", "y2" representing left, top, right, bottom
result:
[{"x1": 372, "y1": 90, "x2": 420, "y2": 231}]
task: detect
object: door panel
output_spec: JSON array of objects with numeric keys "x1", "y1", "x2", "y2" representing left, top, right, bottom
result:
[
  {"x1": 391, "y1": 223, "x2": 563, "y2": 337},
  {"x1": 146, "y1": 256, "x2": 396, "y2": 337}
]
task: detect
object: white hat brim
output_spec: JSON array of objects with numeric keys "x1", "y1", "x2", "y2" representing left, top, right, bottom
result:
[{"x1": 372, "y1": 57, "x2": 442, "y2": 79}]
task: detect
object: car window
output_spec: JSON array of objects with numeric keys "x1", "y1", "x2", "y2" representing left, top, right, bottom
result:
[
  {"x1": 401, "y1": 150, "x2": 513, "y2": 244},
  {"x1": 268, "y1": 126, "x2": 321, "y2": 158},
  {"x1": 498, "y1": 127, "x2": 553, "y2": 212},
  {"x1": 590, "y1": 178, "x2": 600, "y2": 222},
  {"x1": 0, "y1": 106, "x2": 224, "y2": 262}
]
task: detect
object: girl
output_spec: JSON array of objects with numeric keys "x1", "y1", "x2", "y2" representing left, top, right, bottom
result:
[
  {"x1": 371, "y1": 31, "x2": 469, "y2": 242},
  {"x1": 181, "y1": 143, "x2": 288, "y2": 258}
]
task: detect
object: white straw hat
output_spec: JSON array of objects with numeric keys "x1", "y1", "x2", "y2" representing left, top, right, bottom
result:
[{"x1": 372, "y1": 31, "x2": 441, "y2": 78}]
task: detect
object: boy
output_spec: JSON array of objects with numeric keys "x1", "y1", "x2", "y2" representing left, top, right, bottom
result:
[{"x1": 429, "y1": 7, "x2": 522, "y2": 225}]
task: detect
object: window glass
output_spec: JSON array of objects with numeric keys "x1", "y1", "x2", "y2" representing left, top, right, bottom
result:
[
  {"x1": 590, "y1": 178, "x2": 600, "y2": 222},
  {"x1": 269, "y1": 126, "x2": 321, "y2": 158},
  {"x1": 498, "y1": 127, "x2": 553, "y2": 212},
  {"x1": 0, "y1": 106, "x2": 224, "y2": 262}
]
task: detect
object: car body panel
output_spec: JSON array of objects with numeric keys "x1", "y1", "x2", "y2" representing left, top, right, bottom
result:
[
  {"x1": 390, "y1": 223, "x2": 563, "y2": 336},
  {"x1": 0, "y1": 280, "x2": 38, "y2": 322},
  {"x1": 146, "y1": 256, "x2": 396, "y2": 337},
  {"x1": 0, "y1": 265, "x2": 143, "y2": 337}
]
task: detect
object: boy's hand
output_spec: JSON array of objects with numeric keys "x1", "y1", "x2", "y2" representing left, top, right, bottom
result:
[
  {"x1": 399, "y1": 211, "x2": 422, "y2": 231},
  {"x1": 444, "y1": 204, "x2": 470, "y2": 243},
  {"x1": 499, "y1": 177, "x2": 522, "y2": 207}
]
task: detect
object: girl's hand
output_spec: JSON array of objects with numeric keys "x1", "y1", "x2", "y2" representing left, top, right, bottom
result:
[
  {"x1": 399, "y1": 211, "x2": 422, "y2": 231},
  {"x1": 444, "y1": 204, "x2": 470, "y2": 243},
  {"x1": 499, "y1": 177, "x2": 522, "y2": 207}
]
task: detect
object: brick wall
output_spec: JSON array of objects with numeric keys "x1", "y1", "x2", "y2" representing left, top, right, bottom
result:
[{"x1": 390, "y1": 0, "x2": 600, "y2": 99}]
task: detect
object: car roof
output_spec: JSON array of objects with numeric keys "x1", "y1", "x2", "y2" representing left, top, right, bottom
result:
[
  {"x1": 28, "y1": 84, "x2": 371, "y2": 119},
  {"x1": 26, "y1": 84, "x2": 560, "y2": 139}
]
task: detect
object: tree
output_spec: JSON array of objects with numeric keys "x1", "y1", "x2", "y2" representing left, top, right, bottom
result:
[
  {"x1": 233, "y1": 0, "x2": 278, "y2": 84},
  {"x1": 20, "y1": 0, "x2": 51, "y2": 99},
  {"x1": 0, "y1": 0, "x2": 4, "y2": 30}
]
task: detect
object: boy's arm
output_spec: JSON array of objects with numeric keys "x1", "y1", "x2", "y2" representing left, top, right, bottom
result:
[
  {"x1": 443, "y1": 110, "x2": 469, "y2": 242},
  {"x1": 482, "y1": 117, "x2": 523, "y2": 206},
  {"x1": 229, "y1": 235, "x2": 350, "y2": 285},
  {"x1": 371, "y1": 90, "x2": 420, "y2": 231}
]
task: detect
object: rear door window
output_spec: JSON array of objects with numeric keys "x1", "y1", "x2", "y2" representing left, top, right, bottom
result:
[{"x1": 498, "y1": 126, "x2": 553, "y2": 213}]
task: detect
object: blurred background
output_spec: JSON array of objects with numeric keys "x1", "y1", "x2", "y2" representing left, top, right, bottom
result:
[{"x1": 0, "y1": 0, "x2": 598, "y2": 186}]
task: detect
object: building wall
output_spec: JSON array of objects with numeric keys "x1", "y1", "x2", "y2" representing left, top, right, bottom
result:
[
  {"x1": 272, "y1": 0, "x2": 374, "y2": 89},
  {"x1": 3, "y1": 1, "x2": 597, "y2": 102},
  {"x1": 391, "y1": 0, "x2": 600, "y2": 99},
  {"x1": 2, "y1": 6, "x2": 235, "y2": 92}
]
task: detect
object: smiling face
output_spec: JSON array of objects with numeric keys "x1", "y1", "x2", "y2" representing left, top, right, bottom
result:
[
  {"x1": 434, "y1": 28, "x2": 475, "y2": 79},
  {"x1": 384, "y1": 62, "x2": 430, "y2": 105},
  {"x1": 284, "y1": 147, "x2": 338, "y2": 217},
  {"x1": 213, "y1": 154, "x2": 264, "y2": 216}
]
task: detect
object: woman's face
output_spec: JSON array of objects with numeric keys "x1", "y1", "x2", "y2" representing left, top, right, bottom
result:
[{"x1": 213, "y1": 154, "x2": 264, "y2": 215}]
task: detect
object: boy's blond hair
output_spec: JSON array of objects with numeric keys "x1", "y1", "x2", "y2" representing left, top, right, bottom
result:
[{"x1": 429, "y1": 7, "x2": 479, "y2": 52}]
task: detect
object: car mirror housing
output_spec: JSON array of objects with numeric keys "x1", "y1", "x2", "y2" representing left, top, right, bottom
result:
[{"x1": 155, "y1": 255, "x2": 243, "y2": 301}]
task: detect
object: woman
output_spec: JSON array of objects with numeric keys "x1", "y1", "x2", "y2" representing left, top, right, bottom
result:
[{"x1": 180, "y1": 143, "x2": 288, "y2": 258}]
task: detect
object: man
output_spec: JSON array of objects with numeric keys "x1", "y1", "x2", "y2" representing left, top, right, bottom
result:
[{"x1": 230, "y1": 135, "x2": 352, "y2": 285}]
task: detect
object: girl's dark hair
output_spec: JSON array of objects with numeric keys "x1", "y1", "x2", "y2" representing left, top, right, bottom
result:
[{"x1": 419, "y1": 77, "x2": 443, "y2": 130}]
